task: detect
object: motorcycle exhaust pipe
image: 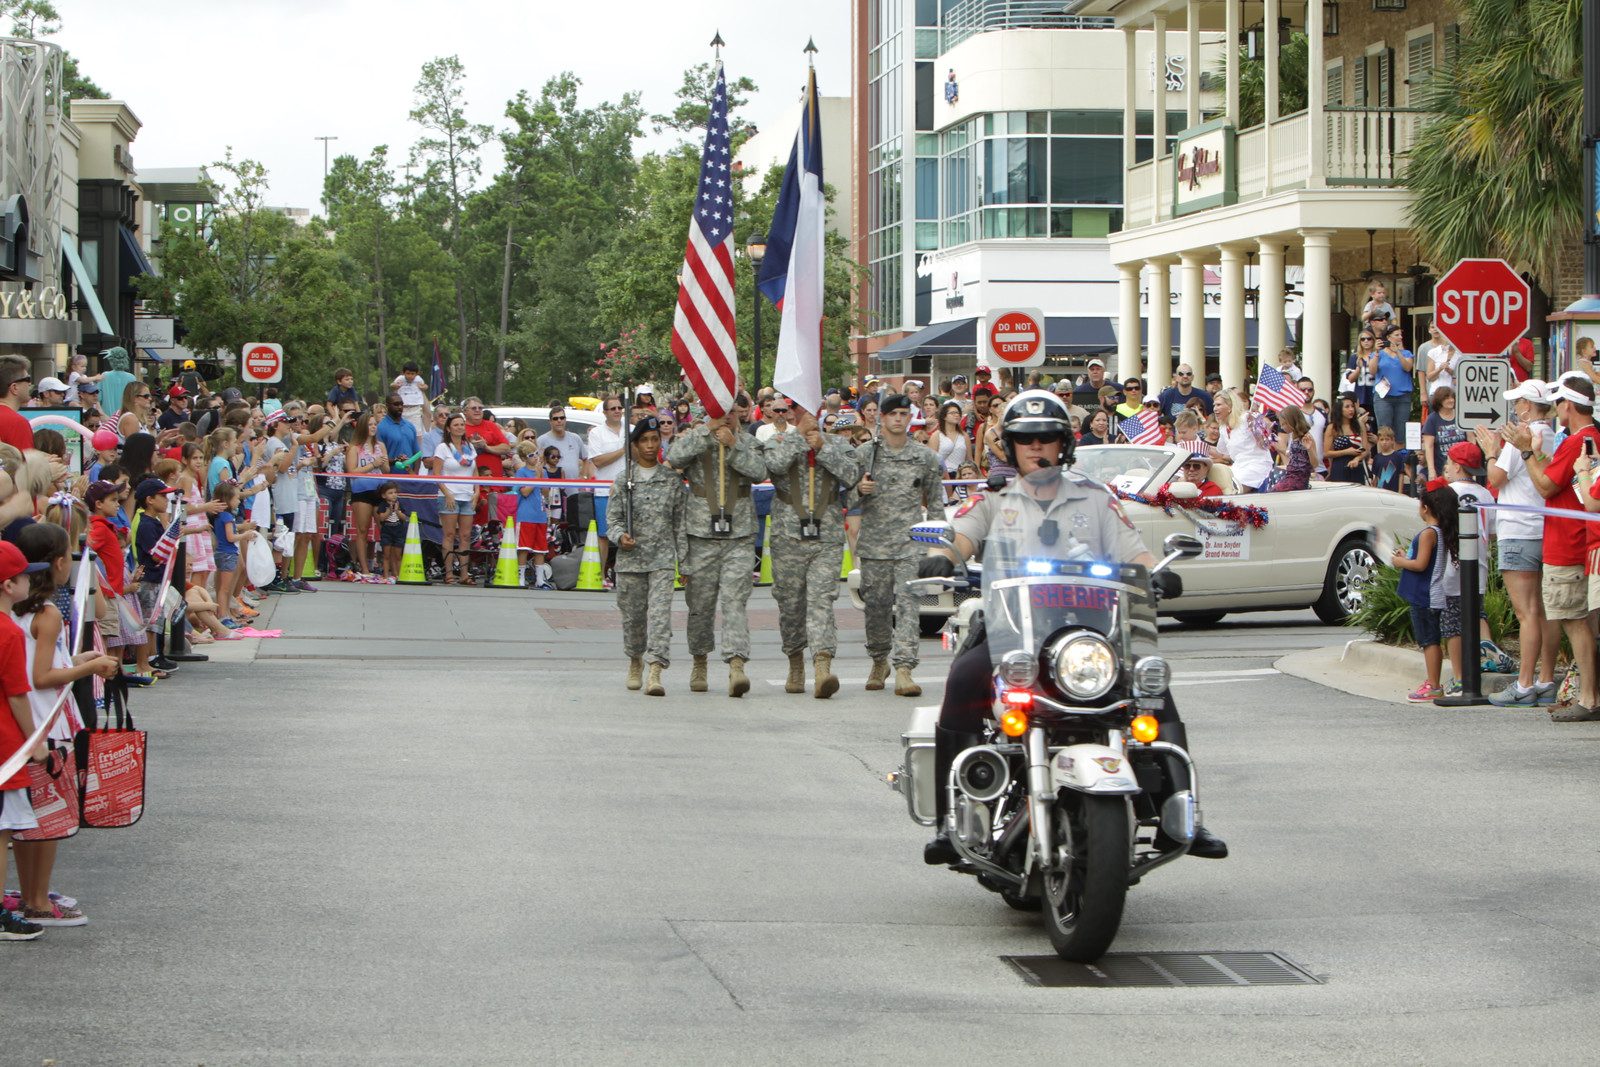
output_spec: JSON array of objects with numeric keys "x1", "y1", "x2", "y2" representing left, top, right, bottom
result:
[{"x1": 953, "y1": 746, "x2": 1012, "y2": 803}]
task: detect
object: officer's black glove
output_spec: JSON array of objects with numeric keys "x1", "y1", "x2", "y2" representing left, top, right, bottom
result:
[
  {"x1": 917, "y1": 555, "x2": 957, "y2": 579},
  {"x1": 1151, "y1": 570, "x2": 1183, "y2": 601}
]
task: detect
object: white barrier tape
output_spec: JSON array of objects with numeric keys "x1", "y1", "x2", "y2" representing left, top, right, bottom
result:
[
  {"x1": 309, "y1": 470, "x2": 990, "y2": 490},
  {"x1": 1468, "y1": 499, "x2": 1600, "y2": 524}
]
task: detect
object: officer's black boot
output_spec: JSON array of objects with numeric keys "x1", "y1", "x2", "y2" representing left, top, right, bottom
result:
[
  {"x1": 1155, "y1": 722, "x2": 1227, "y2": 859},
  {"x1": 924, "y1": 726, "x2": 983, "y2": 865}
]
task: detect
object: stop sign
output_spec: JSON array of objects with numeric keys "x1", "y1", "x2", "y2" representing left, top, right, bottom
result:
[
  {"x1": 240, "y1": 342, "x2": 283, "y2": 384},
  {"x1": 985, "y1": 308, "x2": 1046, "y2": 367},
  {"x1": 1434, "y1": 259, "x2": 1530, "y2": 355}
]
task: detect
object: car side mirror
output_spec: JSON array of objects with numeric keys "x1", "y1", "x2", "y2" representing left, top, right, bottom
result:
[
  {"x1": 1168, "y1": 481, "x2": 1201, "y2": 500},
  {"x1": 1162, "y1": 533, "x2": 1205, "y2": 559}
]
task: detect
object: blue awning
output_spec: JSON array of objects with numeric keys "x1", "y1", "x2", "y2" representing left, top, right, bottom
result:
[
  {"x1": 119, "y1": 225, "x2": 155, "y2": 291},
  {"x1": 62, "y1": 238, "x2": 112, "y2": 336},
  {"x1": 876, "y1": 316, "x2": 1122, "y2": 361}
]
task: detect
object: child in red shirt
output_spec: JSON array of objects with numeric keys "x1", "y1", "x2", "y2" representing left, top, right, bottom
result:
[{"x1": 0, "y1": 540, "x2": 49, "y2": 940}]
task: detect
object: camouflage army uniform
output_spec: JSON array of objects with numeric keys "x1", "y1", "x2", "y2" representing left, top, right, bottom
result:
[
  {"x1": 613, "y1": 463, "x2": 689, "y2": 666},
  {"x1": 666, "y1": 423, "x2": 767, "y2": 662},
  {"x1": 763, "y1": 429, "x2": 862, "y2": 657},
  {"x1": 852, "y1": 437, "x2": 944, "y2": 668}
]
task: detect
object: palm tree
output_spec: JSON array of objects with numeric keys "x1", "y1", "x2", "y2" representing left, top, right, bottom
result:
[{"x1": 1405, "y1": 0, "x2": 1582, "y2": 290}]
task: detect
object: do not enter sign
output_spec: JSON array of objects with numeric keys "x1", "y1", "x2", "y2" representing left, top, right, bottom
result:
[
  {"x1": 1434, "y1": 259, "x2": 1530, "y2": 355},
  {"x1": 984, "y1": 308, "x2": 1046, "y2": 368},
  {"x1": 241, "y1": 342, "x2": 283, "y2": 384}
]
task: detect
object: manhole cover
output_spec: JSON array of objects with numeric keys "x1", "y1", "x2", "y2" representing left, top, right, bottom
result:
[{"x1": 1003, "y1": 951, "x2": 1323, "y2": 987}]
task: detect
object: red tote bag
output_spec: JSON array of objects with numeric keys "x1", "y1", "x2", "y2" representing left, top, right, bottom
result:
[
  {"x1": 12, "y1": 744, "x2": 79, "y2": 841},
  {"x1": 77, "y1": 687, "x2": 146, "y2": 829}
]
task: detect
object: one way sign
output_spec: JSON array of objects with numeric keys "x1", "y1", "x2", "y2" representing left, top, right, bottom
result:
[{"x1": 1454, "y1": 357, "x2": 1512, "y2": 431}]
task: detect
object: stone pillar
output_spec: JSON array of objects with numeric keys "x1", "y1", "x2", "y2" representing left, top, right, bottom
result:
[
  {"x1": 1153, "y1": 15, "x2": 1168, "y2": 160},
  {"x1": 1225, "y1": 0, "x2": 1240, "y2": 126},
  {"x1": 1300, "y1": 230, "x2": 1335, "y2": 399},
  {"x1": 1118, "y1": 262, "x2": 1143, "y2": 382},
  {"x1": 1307, "y1": 0, "x2": 1326, "y2": 186},
  {"x1": 1180, "y1": 251, "x2": 1207, "y2": 378},
  {"x1": 1219, "y1": 244, "x2": 1247, "y2": 390},
  {"x1": 1264, "y1": 0, "x2": 1280, "y2": 166},
  {"x1": 1124, "y1": 28, "x2": 1139, "y2": 169},
  {"x1": 1186, "y1": 0, "x2": 1201, "y2": 127},
  {"x1": 1147, "y1": 257, "x2": 1175, "y2": 390},
  {"x1": 1257, "y1": 239, "x2": 1287, "y2": 371}
]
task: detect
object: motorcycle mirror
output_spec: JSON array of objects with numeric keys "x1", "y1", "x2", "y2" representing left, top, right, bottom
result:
[
  {"x1": 905, "y1": 577, "x2": 970, "y2": 595},
  {"x1": 1162, "y1": 532, "x2": 1205, "y2": 560},
  {"x1": 911, "y1": 520, "x2": 957, "y2": 548}
]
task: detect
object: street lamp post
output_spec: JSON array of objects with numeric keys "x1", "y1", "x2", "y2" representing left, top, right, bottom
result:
[
  {"x1": 315, "y1": 135, "x2": 338, "y2": 217},
  {"x1": 747, "y1": 232, "x2": 767, "y2": 394}
]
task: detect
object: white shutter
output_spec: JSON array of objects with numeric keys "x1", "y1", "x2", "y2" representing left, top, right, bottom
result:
[
  {"x1": 1378, "y1": 48, "x2": 1393, "y2": 107},
  {"x1": 1353, "y1": 58, "x2": 1367, "y2": 107}
]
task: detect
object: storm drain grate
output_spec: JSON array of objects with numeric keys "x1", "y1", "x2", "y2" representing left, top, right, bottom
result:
[{"x1": 1003, "y1": 951, "x2": 1323, "y2": 988}]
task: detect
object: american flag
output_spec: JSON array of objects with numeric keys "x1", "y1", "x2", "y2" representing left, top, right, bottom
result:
[
  {"x1": 430, "y1": 336, "x2": 447, "y2": 398},
  {"x1": 1184, "y1": 438, "x2": 1211, "y2": 455},
  {"x1": 669, "y1": 63, "x2": 739, "y2": 418},
  {"x1": 1119, "y1": 411, "x2": 1164, "y2": 446},
  {"x1": 149, "y1": 509, "x2": 183, "y2": 566},
  {"x1": 1256, "y1": 364, "x2": 1307, "y2": 412}
]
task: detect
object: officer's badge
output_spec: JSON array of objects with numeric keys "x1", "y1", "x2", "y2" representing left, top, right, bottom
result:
[
  {"x1": 1106, "y1": 494, "x2": 1136, "y2": 530},
  {"x1": 1024, "y1": 398, "x2": 1044, "y2": 415},
  {"x1": 1001, "y1": 508, "x2": 1018, "y2": 526},
  {"x1": 1072, "y1": 512, "x2": 1090, "y2": 529}
]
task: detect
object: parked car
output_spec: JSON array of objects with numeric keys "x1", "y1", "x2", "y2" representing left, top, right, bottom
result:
[
  {"x1": 847, "y1": 444, "x2": 1423, "y2": 629},
  {"x1": 486, "y1": 406, "x2": 604, "y2": 439}
]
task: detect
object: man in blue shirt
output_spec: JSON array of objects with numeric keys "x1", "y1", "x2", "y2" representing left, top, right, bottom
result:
[
  {"x1": 1156, "y1": 363, "x2": 1213, "y2": 417},
  {"x1": 376, "y1": 392, "x2": 420, "y2": 470}
]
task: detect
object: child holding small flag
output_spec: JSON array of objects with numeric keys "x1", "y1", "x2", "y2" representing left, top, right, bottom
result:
[{"x1": 128, "y1": 478, "x2": 180, "y2": 685}]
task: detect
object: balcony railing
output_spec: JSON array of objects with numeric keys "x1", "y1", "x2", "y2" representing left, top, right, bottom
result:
[
  {"x1": 940, "y1": 0, "x2": 1113, "y2": 52},
  {"x1": 1122, "y1": 105, "x2": 1436, "y2": 228}
]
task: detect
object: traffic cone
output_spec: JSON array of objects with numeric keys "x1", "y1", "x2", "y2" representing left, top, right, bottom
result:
[
  {"x1": 840, "y1": 542, "x2": 853, "y2": 582},
  {"x1": 674, "y1": 560, "x2": 683, "y2": 590},
  {"x1": 492, "y1": 517, "x2": 520, "y2": 588},
  {"x1": 756, "y1": 516, "x2": 773, "y2": 586},
  {"x1": 575, "y1": 521, "x2": 606, "y2": 591},
  {"x1": 396, "y1": 512, "x2": 429, "y2": 585}
]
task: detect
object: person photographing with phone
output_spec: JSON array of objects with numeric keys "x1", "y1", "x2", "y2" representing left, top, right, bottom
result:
[{"x1": 1366, "y1": 326, "x2": 1416, "y2": 441}]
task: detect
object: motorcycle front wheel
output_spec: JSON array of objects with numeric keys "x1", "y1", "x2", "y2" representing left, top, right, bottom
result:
[{"x1": 1041, "y1": 795, "x2": 1129, "y2": 962}]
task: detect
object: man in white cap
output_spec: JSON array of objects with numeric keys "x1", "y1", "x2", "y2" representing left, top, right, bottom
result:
[
  {"x1": 30, "y1": 376, "x2": 66, "y2": 408},
  {"x1": 949, "y1": 373, "x2": 970, "y2": 410},
  {"x1": 1073, "y1": 358, "x2": 1116, "y2": 409}
]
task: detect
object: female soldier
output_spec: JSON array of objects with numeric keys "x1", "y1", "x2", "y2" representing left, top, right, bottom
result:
[{"x1": 614, "y1": 416, "x2": 687, "y2": 696}]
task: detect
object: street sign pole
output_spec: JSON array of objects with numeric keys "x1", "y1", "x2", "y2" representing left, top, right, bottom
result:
[{"x1": 1435, "y1": 501, "x2": 1490, "y2": 707}]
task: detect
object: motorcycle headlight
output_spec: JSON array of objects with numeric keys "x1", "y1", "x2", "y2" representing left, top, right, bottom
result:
[
  {"x1": 1052, "y1": 633, "x2": 1118, "y2": 700},
  {"x1": 998, "y1": 650, "x2": 1038, "y2": 687},
  {"x1": 1134, "y1": 655, "x2": 1170, "y2": 696}
]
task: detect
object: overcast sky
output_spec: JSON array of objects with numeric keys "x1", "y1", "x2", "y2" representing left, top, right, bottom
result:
[{"x1": 61, "y1": 0, "x2": 849, "y2": 210}]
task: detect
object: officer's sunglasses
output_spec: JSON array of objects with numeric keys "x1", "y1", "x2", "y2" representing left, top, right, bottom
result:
[{"x1": 1011, "y1": 432, "x2": 1063, "y2": 445}]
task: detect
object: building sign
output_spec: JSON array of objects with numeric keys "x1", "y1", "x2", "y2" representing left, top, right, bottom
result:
[
  {"x1": 1172, "y1": 119, "x2": 1237, "y2": 217},
  {"x1": 0, "y1": 285, "x2": 69, "y2": 320},
  {"x1": 133, "y1": 317, "x2": 174, "y2": 349},
  {"x1": 945, "y1": 270, "x2": 964, "y2": 310},
  {"x1": 1150, "y1": 54, "x2": 1187, "y2": 92}
]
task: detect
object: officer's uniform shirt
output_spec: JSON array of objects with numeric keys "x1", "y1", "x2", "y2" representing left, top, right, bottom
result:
[{"x1": 949, "y1": 468, "x2": 1148, "y2": 563}]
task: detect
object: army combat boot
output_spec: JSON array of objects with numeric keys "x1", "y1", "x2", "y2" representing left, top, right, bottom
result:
[
  {"x1": 690, "y1": 655, "x2": 708, "y2": 692},
  {"x1": 895, "y1": 667, "x2": 921, "y2": 697},
  {"x1": 866, "y1": 658, "x2": 890, "y2": 691},
  {"x1": 645, "y1": 663, "x2": 665, "y2": 697},
  {"x1": 626, "y1": 657, "x2": 643, "y2": 691},
  {"x1": 814, "y1": 653, "x2": 839, "y2": 699},
  {"x1": 785, "y1": 653, "x2": 806, "y2": 693},
  {"x1": 728, "y1": 657, "x2": 751, "y2": 698}
]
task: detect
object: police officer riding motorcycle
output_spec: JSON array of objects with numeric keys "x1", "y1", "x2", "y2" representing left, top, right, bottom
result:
[{"x1": 898, "y1": 389, "x2": 1226, "y2": 961}]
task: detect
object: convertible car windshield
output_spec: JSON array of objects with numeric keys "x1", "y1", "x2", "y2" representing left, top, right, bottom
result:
[{"x1": 1072, "y1": 446, "x2": 1175, "y2": 495}]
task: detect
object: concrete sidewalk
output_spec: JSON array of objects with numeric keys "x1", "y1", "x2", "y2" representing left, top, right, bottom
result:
[{"x1": 1277, "y1": 638, "x2": 1528, "y2": 704}]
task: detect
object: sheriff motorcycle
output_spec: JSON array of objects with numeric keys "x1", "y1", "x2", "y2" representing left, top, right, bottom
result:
[{"x1": 891, "y1": 525, "x2": 1207, "y2": 962}]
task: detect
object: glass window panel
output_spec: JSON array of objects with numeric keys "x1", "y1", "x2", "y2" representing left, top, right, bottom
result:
[
  {"x1": 916, "y1": 221, "x2": 939, "y2": 250},
  {"x1": 1052, "y1": 110, "x2": 1123, "y2": 135},
  {"x1": 943, "y1": 151, "x2": 970, "y2": 217},
  {"x1": 916, "y1": 62, "x2": 934, "y2": 131},
  {"x1": 1027, "y1": 112, "x2": 1048, "y2": 134},
  {"x1": 1135, "y1": 111, "x2": 1153, "y2": 136},
  {"x1": 1134, "y1": 137, "x2": 1153, "y2": 163},
  {"x1": 1008, "y1": 111, "x2": 1028, "y2": 134},
  {"x1": 983, "y1": 114, "x2": 994, "y2": 136},
  {"x1": 1051, "y1": 138, "x2": 1121, "y2": 204},
  {"x1": 915, "y1": 158, "x2": 939, "y2": 219},
  {"x1": 985, "y1": 140, "x2": 1005, "y2": 204},
  {"x1": 917, "y1": 133, "x2": 938, "y2": 155},
  {"x1": 1028, "y1": 208, "x2": 1048, "y2": 236},
  {"x1": 916, "y1": 0, "x2": 938, "y2": 26},
  {"x1": 915, "y1": 28, "x2": 940, "y2": 58},
  {"x1": 1167, "y1": 112, "x2": 1187, "y2": 134}
]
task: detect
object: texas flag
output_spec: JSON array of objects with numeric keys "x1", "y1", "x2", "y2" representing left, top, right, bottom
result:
[{"x1": 757, "y1": 66, "x2": 826, "y2": 416}]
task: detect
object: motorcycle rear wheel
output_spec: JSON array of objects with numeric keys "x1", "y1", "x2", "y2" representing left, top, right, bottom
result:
[{"x1": 1041, "y1": 795, "x2": 1129, "y2": 962}]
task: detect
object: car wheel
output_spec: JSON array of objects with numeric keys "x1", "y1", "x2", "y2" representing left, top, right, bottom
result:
[
  {"x1": 1172, "y1": 610, "x2": 1227, "y2": 627},
  {"x1": 1314, "y1": 538, "x2": 1376, "y2": 624}
]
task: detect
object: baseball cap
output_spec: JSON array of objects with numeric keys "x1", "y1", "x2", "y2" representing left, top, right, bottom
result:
[
  {"x1": 85, "y1": 480, "x2": 122, "y2": 508},
  {"x1": 1504, "y1": 379, "x2": 1553, "y2": 404},
  {"x1": 974, "y1": 365, "x2": 993, "y2": 376},
  {"x1": 168, "y1": 384, "x2": 187, "y2": 398},
  {"x1": 1053, "y1": 380, "x2": 1072, "y2": 394},
  {"x1": 0, "y1": 541, "x2": 48, "y2": 583},
  {"x1": 36, "y1": 376, "x2": 66, "y2": 394},
  {"x1": 133, "y1": 478, "x2": 178, "y2": 505},
  {"x1": 865, "y1": 377, "x2": 883, "y2": 388},
  {"x1": 904, "y1": 379, "x2": 924, "y2": 390},
  {"x1": 1087, "y1": 358, "x2": 1105, "y2": 369},
  {"x1": 951, "y1": 374, "x2": 967, "y2": 383},
  {"x1": 1447, "y1": 441, "x2": 1486, "y2": 474},
  {"x1": 265, "y1": 410, "x2": 289, "y2": 426},
  {"x1": 182, "y1": 359, "x2": 196, "y2": 370},
  {"x1": 221, "y1": 387, "x2": 244, "y2": 403},
  {"x1": 90, "y1": 428, "x2": 119, "y2": 451},
  {"x1": 1206, "y1": 372, "x2": 1223, "y2": 383}
]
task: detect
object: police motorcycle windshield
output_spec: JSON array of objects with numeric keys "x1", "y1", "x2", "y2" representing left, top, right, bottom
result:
[{"x1": 980, "y1": 466, "x2": 1159, "y2": 681}]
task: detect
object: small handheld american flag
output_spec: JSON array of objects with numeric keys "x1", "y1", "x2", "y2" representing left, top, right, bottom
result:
[
  {"x1": 1119, "y1": 411, "x2": 1164, "y2": 446},
  {"x1": 1256, "y1": 365, "x2": 1308, "y2": 412},
  {"x1": 149, "y1": 510, "x2": 183, "y2": 566}
]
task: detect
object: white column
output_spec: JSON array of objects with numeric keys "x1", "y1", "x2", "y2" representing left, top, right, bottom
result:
[
  {"x1": 1153, "y1": 15, "x2": 1168, "y2": 159},
  {"x1": 1118, "y1": 262, "x2": 1143, "y2": 383},
  {"x1": 1186, "y1": 0, "x2": 1201, "y2": 127},
  {"x1": 1180, "y1": 251, "x2": 1207, "y2": 378},
  {"x1": 1264, "y1": 0, "x2": 1279, "y2": 164},
  {"x1": 1257, "y1": 239, "x2": 1287, "y2": 370},
  {"x1": 1219, "y1": 244, "x2": 1247, "y2": 390},
  {"x1": 1224, "y1": 0, "x2": 1240, "y2": 126},
  {"x1": 1124, "y1": 28, "x2": 1139, "y2": 169},
  {"x1": 1147, "y1": 257, "x2": 1175, "y2": 390},
  {"x1": 1300, "y1": 230, "x2": 1335, "y2": 399},
  {"x1": 1307, "y1": 0, "x2": 1326, "y2": 185}
]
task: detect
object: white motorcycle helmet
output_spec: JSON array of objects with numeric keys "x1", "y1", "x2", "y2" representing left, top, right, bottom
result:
[{"x1": 999, "y1": 389, "x2": 1075, "y2": 469}]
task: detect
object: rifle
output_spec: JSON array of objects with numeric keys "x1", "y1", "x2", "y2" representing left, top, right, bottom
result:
[{"x1": 623, "y1": 388, "x2": 635, "y2": 537}]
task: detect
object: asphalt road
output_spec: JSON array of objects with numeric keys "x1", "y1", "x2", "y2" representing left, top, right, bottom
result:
[{"x1": 11, "y1": 584, "x2": 1600, "y2": 1065}]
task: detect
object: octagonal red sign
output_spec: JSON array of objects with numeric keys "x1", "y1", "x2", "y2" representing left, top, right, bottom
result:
[{"x1": 1433, "y1": 259, "x2": 1529, "y2": 355}]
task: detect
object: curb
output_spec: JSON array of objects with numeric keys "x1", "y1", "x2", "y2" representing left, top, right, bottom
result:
[{"x1": 1277, "y1": 638, "x2": 1529, "y2": 705}]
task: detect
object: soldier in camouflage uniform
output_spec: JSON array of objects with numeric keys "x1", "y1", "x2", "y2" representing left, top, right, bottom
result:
[
  {"x1": 665, "y1": 394, "x2": 767, "y2": 697},
  {"x1": 852, "y1": 393, "x2": 945, "y2": 696},
  {"x1": 614, "y1": 416, "x2": 688, "y2": 696},
  {"x1": 763, "y1": 409, "x2": 862, "y2": 699}
]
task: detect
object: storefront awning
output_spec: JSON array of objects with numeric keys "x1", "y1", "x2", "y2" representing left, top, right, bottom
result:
[
  {"x1": 62, "y1": 238, "x2": 112, "y2": 336},
  {"x1": 876, "y1": 316, "x2": 1124, "y2": 361},
  {"x1": 119, "y1": 225, "x2": 155, "y2": 291}
]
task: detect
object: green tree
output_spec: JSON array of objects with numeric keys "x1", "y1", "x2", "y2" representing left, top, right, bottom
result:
[
  {"x1": 325, "y1": 147, "x2": 400, "y2": 389},
  {"x1": 652, "y1": 62, "x2": 757, "y2": 134},
  {"x1": 1222, "y1": 32, "x2": 1308, "y2": 129},
  {"x1": 1405, "y1": 0, "x2": 1581, "y2": 289},
  {"x1": 409, "y1": 56, "x2": 492, "y2": 388},
  {"x1": 137, "y1": 153, "x2": 360, "y2": 399}
]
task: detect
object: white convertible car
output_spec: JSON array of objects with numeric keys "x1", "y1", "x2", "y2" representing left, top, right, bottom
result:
[{"x1": 848, "y1": 444, "x2": 1423, "y2": 629}]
